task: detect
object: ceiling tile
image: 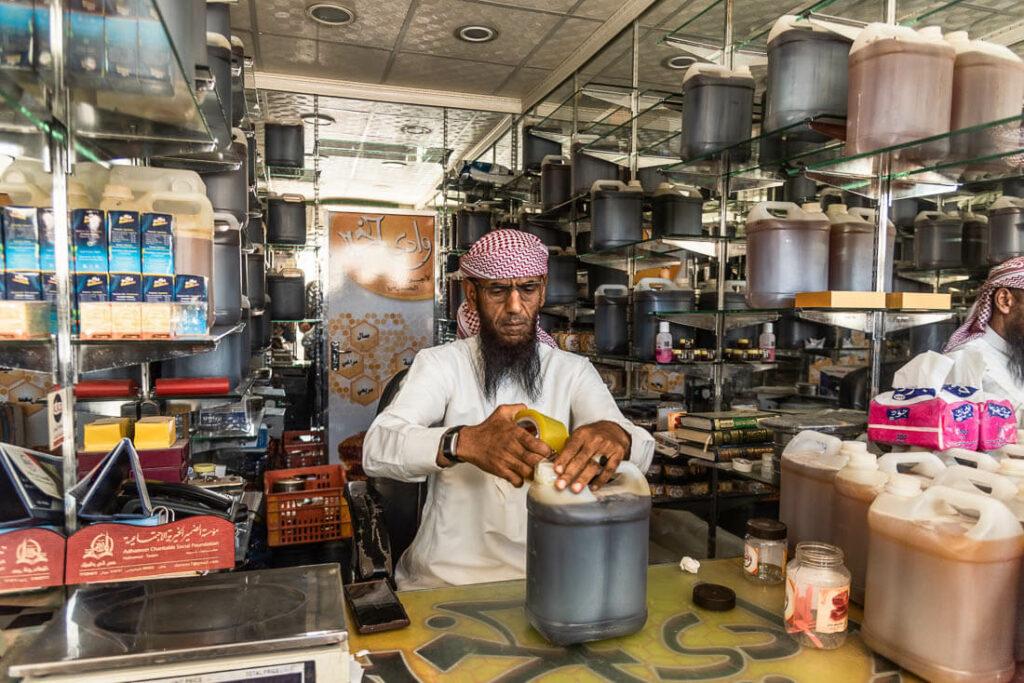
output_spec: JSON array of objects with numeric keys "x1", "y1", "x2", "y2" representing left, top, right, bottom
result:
[
  {"x1": 495, "y1": 67, "x2": 550, "y2": 97},
  {"x1": 398, "y1": 0, "x2": 561, "y2": 66},
  {"x1": 229, "y1": 0, "x2": 252, "y2": 29},
  {"x1": 387, "y1": 53, "x2": 516, "y2": 94},
  {"x1": 572, "y1": 0, "x2": 623, "y2": 21},
  {"x1": 252, "y1": 0, "x2": 414, "y2": 49},
  {"x1": 257, "y1": 35, "x2": 391, "y2": 82},
  {"x1": 524, "y1": 17, "x2": 601, "y2": 69},
  {"x1": 468, "y1": 0, "x2": 578, "y2": 11}
]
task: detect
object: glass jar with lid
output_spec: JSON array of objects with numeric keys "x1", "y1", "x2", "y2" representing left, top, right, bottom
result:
[
  {"x1": 784, "y1": 542, "x2": 851, "y2": 649},
  {"x1": 743, "y1": 518, "x2": 787, "y2": 585}
]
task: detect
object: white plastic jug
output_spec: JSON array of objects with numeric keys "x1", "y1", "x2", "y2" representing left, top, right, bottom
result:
[
  {"x1": 847, "y1": 24, "x2": 955, "y2": 158},
  {"x1": 779, "y1": 436, "x2": 852, "y2": 551},
  {"x1": 932, "y1": 463, "x2": 1019, "y2": 502},
  {"x1": 864, "y1": 484, "x2": 1024, "y2": 682},
  {"x1": 527, "y1": 461, "x2": 651, "y2": 645},
  {"x1": 745, "y1": 201, "x2": 831, "y2": 308},
  {"x1": 876, "y1": 451, "x2": 947, "y2": 488},
  {"x1": 943, "y1": 447, "x2": 1001, "y2": 472},
  {"x1": 833, "y1": 449, "x2": 889, "y2": 604},
  {"x1": 0, "y1": 159, "x2": 51, "y2": 207},
  {"x1": 947, "y1": 31, "x2": 1024, "y2": 158}
]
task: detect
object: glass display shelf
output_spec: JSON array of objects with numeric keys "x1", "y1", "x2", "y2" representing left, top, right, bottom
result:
[
  {"x1": 584, "y1": 352, "x2": 779, "y2": 373},
  {"x1": 687, "y1": 458, "x2": 780, "y2": 488},
  {"x1": 578, "y1": 235, "x2": 746, "y2": 270},
  {"x1": 0, "y1": 322, "x2": 244, "y2": 375},
  {"x1": 271, "y1": 318, "x2": 323, "y2": 324},
  {"x1": 264, "y1": 164, "x2": 318, "y2": 182},
  {"x1": 655, "y1": 309, "x2": 781, "y2": 333},
  {"x1": 266, "y1": 242, "x2": 321, "y2": 252},
  {"x1": 526, "y1": 83, "x2": 644, "y2": 147},
  {"x1": 895, "y1": 266, "x2": 990, "y2": 287},
  {"x1": 579, "y1": 93, "x2": 683, "y2": 168},
  {"x1": 652, "y1": 487, "x2": 776, "y2": 509}
]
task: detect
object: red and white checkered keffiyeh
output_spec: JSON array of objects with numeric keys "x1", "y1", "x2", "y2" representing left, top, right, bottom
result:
[
  {"x1": 944, "y1": 256, "x2": 1024, "y2": 352},
  {"x1": 456, "y1": 229, "x2": 556, "y2": 348}
]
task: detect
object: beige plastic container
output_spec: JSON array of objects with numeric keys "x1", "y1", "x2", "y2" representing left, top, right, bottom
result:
[
  {"x1": 780, "y1": 439, "x2": 856, "y2": 551},
  {"x1": 864, "y1": 482, "x2": 1024, "y2": 682},
  {"x1": 947, "y1": 32, "x2": 1024, "y2": 159},
  {"x1": 0, "y1": 159, "x2": 50, "y2": 207},
  {"x1": 832, "y1": 450, "x2": 889, "y2": 604},
  {"x1": 108, "y1": 167, "x2": 215, "y2": 321},
  {"x1": 943, "y1": 447, "x2": 1000, "y2": 472},
  {"x1": 847, "y1": 24, "x2": 955, "y2": 158},
  {"x1": 877, "y1": 451, "x2": 947, "y2": 489}
]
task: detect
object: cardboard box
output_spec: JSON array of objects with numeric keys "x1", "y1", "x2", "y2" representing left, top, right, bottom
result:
[
  {"x1": 795, "y1": 291, "x2": 887, "y2": 309},
  {"x1": 0, "y1": 301, "x2": 49, "y2": 339},
  {"x1": 0, "y1": 1, "x2": 34, "y2": 70},
  {"x1": 109, "y1": 273, "x2": 142, "y2": 302},
  {"x1": 886, "y1": 292, "x2": 952, "y2": 310},
  {"x1": 142, "y1": 274, "x2": 173, "y2": 302},
  {"x1": 109, "y1": 301, "x2": 142, "y2": 339},
  {"x1": 140, "y1": 213, "x2": 174, "y2": 275},
  {"x1": 3, "y1": 206, "x2": 40, "y2": 272},
  {"x1": 5, "y1": 271, "x2": 41, "y2": 301}
]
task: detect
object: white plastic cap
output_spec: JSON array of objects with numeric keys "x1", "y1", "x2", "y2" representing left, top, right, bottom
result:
[
  {"x1": 762, "y1": 322, "x2": 773, "y2": 334},
  {"x1": 886, "y1": 473, "x2": 922, "y2": 497},
  {"x1": 658, "y1": 321, "x2": 670, "y2": 333},
  {"x1": 847, "y1": 450, "x2": 878, "y2": 470}
]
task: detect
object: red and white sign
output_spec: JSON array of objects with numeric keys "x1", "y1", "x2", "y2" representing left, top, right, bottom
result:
[
  {"x1": 0, "y1": 528, "x2": 65, "y2": 593},
  {"x1": 66, "y1": 516, "x2": 235, "y2": 584}
]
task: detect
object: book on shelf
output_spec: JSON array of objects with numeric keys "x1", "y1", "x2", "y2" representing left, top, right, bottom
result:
[
  {"x1": 677, "y1": 442, "x2": 776, "y2": 462},
  {"x1": 674, "y1": 426, "x2": 775, "y2": 446},
  {"x1": 676, "y1": 411, "x2": 774, "y2": 431}
]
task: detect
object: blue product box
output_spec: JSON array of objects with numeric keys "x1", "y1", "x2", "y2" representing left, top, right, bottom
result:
[
  {"x1": 68, "y1": 0, "x2": 104, "y2": 12},
  {"x1": 75, "y1": 273, "x2": 109, "y2": 302},
  {"x1": 5, "y1": 272, "x2": 41, "y2": 301},
  {"x1": 32, "y1": 3, "x2": 52, "y2": 70},
  {"x1": 104, "y1": 14, "x2": 139, "y2": 85},
  {"x1": 109, "y1": 272, "x2": 141, "y2": 302},
  {"x1": 0, "y1": 1, "x2": 33, "y2": 69},
  {"x1": 38, "y1": 208, "x2": 55, "y2": 271},
  {"x1": 140, "y1": 212, "x2": 173, "y2": 275},
  {"x1": 3, "y1": 206, "x2": 40, "y2": 271},
  {"x1": 68, "y1": 10, "x2": 104, "y2": 82},
  {"x1": 42, "y1": 272, "x2": 55, "y2": 300},
  {"x1": 173, "y1": 274, "x2": 207, "y2": 303},
  {"x1": 143, "y1": 274, "x2": 173, "y2": 302},
  {"x1": 107, "y1": 209, "x2": 140, "y2": 273},
  {"x1": 72, "y1": 208, "x2": 107, "y2": 273}
]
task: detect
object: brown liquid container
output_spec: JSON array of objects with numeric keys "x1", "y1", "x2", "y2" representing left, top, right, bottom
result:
[
  {"x1": 832, "y1": 451, "x2": 888, "y2": 605},
  {"x1": 948, "y1": 32, "x2": 1024, "y2": 161},
  {"x1": 847, "y1": 24, "x2": 955, "y2": 160},
  {"x1": 863, "y1": 480, "x2": 1024, "y2": 683},
  {"x1": 779, "y1": 440, "x2": 854, "y2": 552}
]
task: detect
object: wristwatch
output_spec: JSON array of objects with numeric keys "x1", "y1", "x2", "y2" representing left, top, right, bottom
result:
[{"x1": 439, "y1": 426, "x2": 464, "y2": 466}]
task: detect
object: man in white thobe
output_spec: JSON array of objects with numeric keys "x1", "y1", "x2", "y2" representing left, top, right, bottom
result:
[
  {"x1": 943, "y1": 257, "x2": 1024, "y2": 424},
  {"x1": 363, "y1": 230, "x2": 654, "y2": 589}
]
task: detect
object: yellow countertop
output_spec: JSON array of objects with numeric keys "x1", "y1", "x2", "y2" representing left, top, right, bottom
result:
[{"x1": 349, "y1": 559, "x2": 921, "y2": 682}]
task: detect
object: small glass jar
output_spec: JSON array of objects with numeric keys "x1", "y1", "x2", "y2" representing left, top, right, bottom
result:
[
  {"x1": 743, "y1": 518, "x2": 787, "y2": 585},
  {"x1": 784, "y1": 542, "x2": 851, "y2": 650}
]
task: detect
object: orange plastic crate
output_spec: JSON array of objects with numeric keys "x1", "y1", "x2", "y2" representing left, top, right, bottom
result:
[{"x1": 264, "y1": 465, "x2": 351, "y2": 546}]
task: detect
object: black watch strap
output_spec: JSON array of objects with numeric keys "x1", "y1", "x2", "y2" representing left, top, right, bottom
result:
[{"x1": 440, "y1": 426, "x2": 464, "y2": 465}]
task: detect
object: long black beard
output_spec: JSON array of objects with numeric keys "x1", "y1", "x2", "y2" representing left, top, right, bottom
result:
[
  {"x1": 1006, "y1": 314, "x2": 1024, "y2": 386},
  {"x1": 478, "y1": 314, "x2": 541, "y2": 402}
]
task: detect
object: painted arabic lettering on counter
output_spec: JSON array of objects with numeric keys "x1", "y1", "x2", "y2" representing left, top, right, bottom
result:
[{"x1": 331, "y1": 212, "x2": 435, "y2": 301}]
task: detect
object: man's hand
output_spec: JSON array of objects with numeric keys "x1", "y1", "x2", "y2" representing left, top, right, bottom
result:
[
  {"x1": 450, "y1": 404, "x2": 552, "y2": 487},
  {"x1": 553, "y1": 421, "x2": 631, "y2": 493}
]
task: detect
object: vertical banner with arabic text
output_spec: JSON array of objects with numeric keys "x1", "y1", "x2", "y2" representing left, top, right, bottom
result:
[{"x1": 327, "y1": 211, "x2": 435, "y2": 460}]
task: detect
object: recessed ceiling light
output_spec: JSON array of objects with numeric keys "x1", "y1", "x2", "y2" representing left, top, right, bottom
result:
[
  {"x1": 455, "y1": 25, "x2": 498, "y2": 43},
  {"x1": 382, "y1": 160, "x2": 407, "y2": 167},
  {"x1": 401, "y1": 124, "x2": 432, "y2": 135},
  {"x1": 300, "y1": 112, "x2": 336, "y2": 125},
  {"x1": 664, "y1": 55, "x2": 697, "y2": 70},
  {"x1": 307, "y1": 3, "x2": 355, "y2": 26}
]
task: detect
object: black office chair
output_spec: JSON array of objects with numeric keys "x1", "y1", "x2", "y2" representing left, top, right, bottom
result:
[{"x1": 345, "y1": 369, "x2": 428, "y2": 584}]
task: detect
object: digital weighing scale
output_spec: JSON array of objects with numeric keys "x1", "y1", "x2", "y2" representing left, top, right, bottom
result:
[{"x1": 9, "y1": 564, "x2": 350, "y2": 682}]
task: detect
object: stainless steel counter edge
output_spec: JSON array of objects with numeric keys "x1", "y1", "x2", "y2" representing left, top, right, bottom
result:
[{"x1": 8, "y1": 631, "x2": 349, "y2": 678}]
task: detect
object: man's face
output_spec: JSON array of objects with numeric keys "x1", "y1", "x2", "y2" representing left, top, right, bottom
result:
[{"x1": 466, "y1": 276, "x2": 546, "y2": 345}]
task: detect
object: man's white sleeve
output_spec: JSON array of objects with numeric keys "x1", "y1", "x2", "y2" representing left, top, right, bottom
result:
[
  {"x1": 362, "y1": 349, "x2": 449, "y2": 482},
  {"x1": 570, "y1": 359, "x2": 655, "y2": 472}
]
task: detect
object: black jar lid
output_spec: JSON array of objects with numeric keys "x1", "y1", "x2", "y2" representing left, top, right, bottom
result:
[
  {"x1": 746, "y1": 517, "x2": 787, "y2": 541},
  {"x1": 693, "y1": 583, "x2": 735, "y2": 612}
]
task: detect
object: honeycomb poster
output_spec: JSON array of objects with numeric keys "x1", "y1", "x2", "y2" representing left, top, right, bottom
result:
[
  {"x1": 327, "y1": 211, "x2": 435, "y2": 460},
  {"x1": 329, "y1": 212, "x2": 435, "y2": 300}
]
